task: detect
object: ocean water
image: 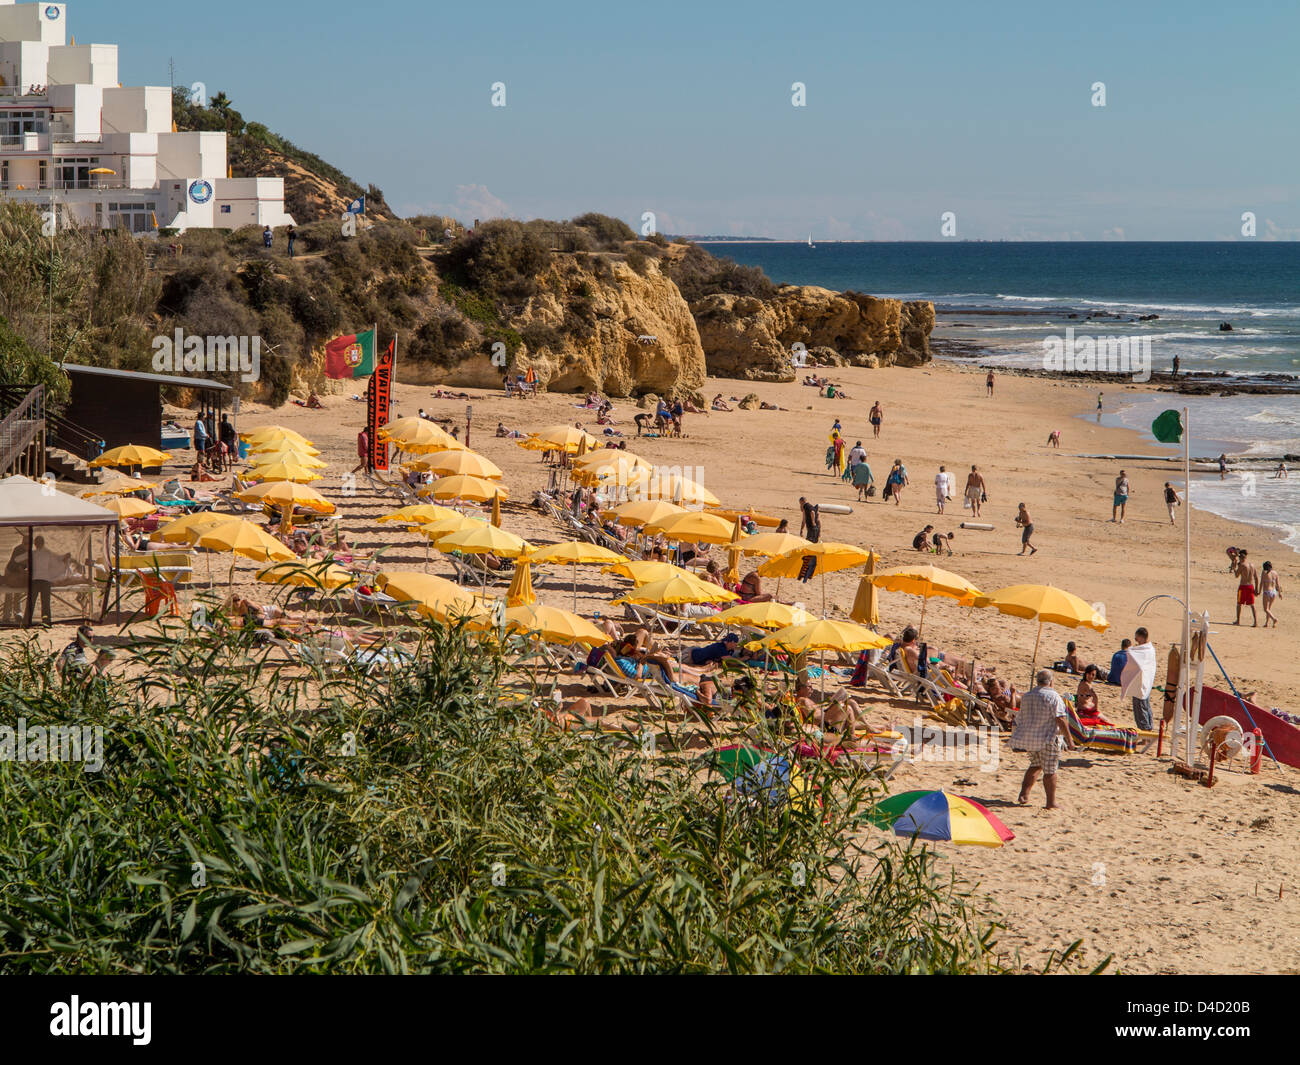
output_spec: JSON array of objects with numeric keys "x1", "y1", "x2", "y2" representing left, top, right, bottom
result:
[{"x1": 700, "y1": 241, "x2": 1300, "y2": 549}]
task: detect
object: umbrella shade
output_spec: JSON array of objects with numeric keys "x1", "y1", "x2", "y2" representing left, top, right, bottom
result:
[
  {"x1": 241, "y1": 425, "x2": 312, "y2": 446},
  {"x1": 705, "y1": 507, "x2": 783, "y2": 528},
  {"x1": 438, "y1": 524, "x2": 531, "y2": 558},
  {"x1": 972, "y1": 584, "x2": 1109, "y2": 631},
  {"x1": 89, "y1": 167, "x2": 116, "y2": 175},
  {"x1": 756, "y1": 542, "x2": 874, "y2": 579},
  {"x1": 730, "y1": 531, "x2": 811, "y2": 557},
  {"x1": 89, "y1": 444, "x2": 171, "y2": 468},
  {"x1": 257, "y1": 560, "x2": 356, "y2": 590},
  {"x1": 195, "y1": 519, "x2": 296, "y2": 562},
  {"x1": 609, "y1": 499, "x2": 685, "y2": 528},
  {"x1": 156, "y1": 511, "x2": 228, "y2": 543},
  {"x1": 506, "y1": 559, "x2": 535, "y2": 606},
  {"x1": 99, "y1": 497, "x2": 156, "y2": 519},
  {"x1": 571, "y1": 454, "x2": 653, "y2": 486},
  {"x1": 379, "y1": 418, "x2": 463, "y2": 453},
  {"x1": 377, "y1": 504, "x2": 461, "y2": 526},
  {"x1": 865, "y1": 790, "x2": 1015, "y2": 847},
  {"x1": 873, "y1": 564, "x2": 982, "y2": 605},
  {"x1": 415, "y1": 514, "x2": 479, "y2": 542},
  {"x1": 495, "y1": 604, "x2": 608, "y2": 646},
  {"x1": 711, "y1": 601, "x2": 805, "y2": 630},
  {"x1": 410, "y1": 450, "x2": 504, "y2": 480},
  {"x1": 422, "y1": 475, "x2": 508, "y2": 503},
  {"x1": 642, "y1": 510, "x2": 736, "y2": 544},
  {"x1": 375, "y1": 571, "x2": 483, "y2": 619},
  {"x1": 850, "y1": 549, "x2": 881, "y2": 628},
  {"x1": 750, "y1": 618, "x2": 891, "y2": 655},
  {"x1": 519, "y1": 425, "x2": 601, "y2": 453},
  {"x1": 83, "y1": 475, "x2": 157, "y2": 496},
  {"x1": 235, "y1": 480, "x2": 335, "y2": 514},
  {"x1": 247, "y1": 461, "x2": 322, "y2": 483},
  {"x1": 603, "y1": 559, "x2": 695, "y2": 585},
  {"x1": 572, "y1": 448, "x2": 650, "y2": 470},
  {"x1": 613, "y1": 574, "x2": 737, "y2": 606},
  {"x1": 528, "y1": 541, "x2": 627, "y2": 567},
  {"x1": 637, "y1": 473, "x2": 720, "y2": 507},
  {"x1": 245, "y1": 446, "x2": 327, "y2": 468}
]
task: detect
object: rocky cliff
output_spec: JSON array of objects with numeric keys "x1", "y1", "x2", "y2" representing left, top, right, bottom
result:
[{"x1": 692, "y1": 286, "x2": 933, "y2": 382}]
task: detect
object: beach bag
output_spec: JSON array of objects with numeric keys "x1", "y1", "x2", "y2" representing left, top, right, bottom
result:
[
  {"x1": 882, "y1": 482, "x2": 893, "y2": 501},
  {"x1": 866, "y1": 485, "x2": 876, "y2": 497},
  {"x1": 825, "y1": 446, "x2": 835, "y2": 469}
]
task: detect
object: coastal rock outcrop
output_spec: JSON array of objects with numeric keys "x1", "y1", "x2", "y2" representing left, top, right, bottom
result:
[{"x1": 691, "y1": 286, "x2": 934, "y2": 382}]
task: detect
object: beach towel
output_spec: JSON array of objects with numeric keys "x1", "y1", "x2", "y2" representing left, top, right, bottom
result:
[{"x1": 1120, "y1": 642, "x2": 1157, "y2": 701}]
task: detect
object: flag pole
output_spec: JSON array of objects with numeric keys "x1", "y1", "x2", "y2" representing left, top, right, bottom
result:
[{"x1": 1182, "y1": 406, "x2": 1193, "y2": 766}]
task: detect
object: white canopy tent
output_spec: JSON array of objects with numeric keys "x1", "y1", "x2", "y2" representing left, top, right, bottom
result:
[{"x1": 0, "y1": 475, "x2": 119, "y2": 628}]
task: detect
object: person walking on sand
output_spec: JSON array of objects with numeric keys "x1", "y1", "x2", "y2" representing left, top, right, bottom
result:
[
  {"x1": 1111, "y1": 469, "x2": 1130, "y2": 523},
  {"x1": 885, "y1": 459, "x2": 908, "y2": 506},
  {"x1": 1096, "y1": 392, "x2": 1104, "y2": 420},
  {"x1": 934, "y1": 465, "x2": 951, "y2": 514},
  {"x1": 964, "y1": 465, "x2": 985, "y2": 517},
  {"x1": 869, "y1": 401, "x2": 883, "y2": 439},
  {"x1": 1047, "y1": 429, "x2": 1061, "y2": 448},
  {"x1": 351, "y1": 427, "x2": 370, "y2": 475},
  {"x1": 847, "y1": 439, "x2": 867, "y2": 469},
  {"x1": 1013, "y1": 670, "x2": 1073, "y2": 809},
  {"x1": 986, "y1": 371, "x2": 995, "y2": 397},
  {"x1": 1218, "y1": 453, "x2": 1229, "y2": 480},
  {"x1": 1016, "y1": 502, "x2": 1037, "y2": 555},
  {"x1": 850, "y1": 454, "x2": 874, "y2": 501},
  {"x1": 1261, "y1": 561, "x2": 1282, "y2": 627},
  {"x1": 1234, "y1": 549, "x2": 1259, "y2": 626},
  {"x1": 798, "y1": 496, "x2": 821, "y2": 544},
  {"x1": 1164, "y1": 482, "x2": 1181, "y2": 525}
]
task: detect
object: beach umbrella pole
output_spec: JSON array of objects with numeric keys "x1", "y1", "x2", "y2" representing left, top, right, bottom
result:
[
  {"x1": 1030, "y1": 622, "x2": 1043, "y2": 687},
  {"x1": 919, "y1": 595, "x2": 927, "y2": 639}
]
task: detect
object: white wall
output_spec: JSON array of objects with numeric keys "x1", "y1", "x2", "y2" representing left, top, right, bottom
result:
[
  {"x1": 156, "y1": 130, "x2": 226, "y2": 181},
  {"x1": 0, "y1": 3, "x2": 66, "y2": 47},
  {"x1": 46, "y1": 43, "x2": 117, "y2": 87},
  {"x1": 102, "y1": 85, "x2": 169, "y2": 135},
  {"x1": 0, "y1": 38, "x2": 47, "y2": 88}
]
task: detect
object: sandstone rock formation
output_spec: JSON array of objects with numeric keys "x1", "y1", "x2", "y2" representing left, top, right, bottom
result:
[{"x1": 692, "y1": 286, "x2": 933, "y2": 382}]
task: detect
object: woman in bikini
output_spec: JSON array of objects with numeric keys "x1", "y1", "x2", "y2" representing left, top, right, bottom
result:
[{"x1": 1261, "y1": 561, "x2": 1282, "y2": 627}]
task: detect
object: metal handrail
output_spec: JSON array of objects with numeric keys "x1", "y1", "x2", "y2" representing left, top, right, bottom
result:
[{"x1": 0, "y1": 384, "x2": 45, "y2": 477}]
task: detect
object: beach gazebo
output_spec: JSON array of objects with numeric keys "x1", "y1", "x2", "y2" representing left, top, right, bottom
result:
[{"x1": 0, "y1": 475, "x2": 119, "y2": 628}]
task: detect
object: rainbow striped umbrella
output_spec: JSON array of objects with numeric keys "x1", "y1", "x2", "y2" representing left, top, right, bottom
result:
[{"x1": 866, "y1": 790, "x2": 1015, "y2": 847}]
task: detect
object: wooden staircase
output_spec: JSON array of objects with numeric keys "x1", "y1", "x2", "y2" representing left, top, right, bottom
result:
[
  {"x1": 0, "y1": 384, "x2": 46, "y2": 479},
  {"x1": 0, "y1": 385, "x2": 103, "y2": 485}
]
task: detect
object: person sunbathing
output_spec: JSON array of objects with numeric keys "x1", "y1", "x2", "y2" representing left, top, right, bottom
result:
[
  {"x1": 432, "y1": 387, "x2": 470, "y2": 399},
  {"x1": 736, "y1": 570, "x2": 773, "y2": 602},
  {"x1": 702, "y1": 560, "x2": 726, "y2": 587},
  {"x1": 981, "y1": 676, "x2": 1019, "y2": 728},
  {"x1": 896, "y1": 626, "x2": 921, "y2": 673},
  {"x1": 711, "y1": 394, "x2": 733, "y2": 411},
  {"x1": 1075, "y1": 665, "x2": 1111, "y2": 726},
  {"x1": 681, "y1": 397, "x2": 706, "y2": 414}
]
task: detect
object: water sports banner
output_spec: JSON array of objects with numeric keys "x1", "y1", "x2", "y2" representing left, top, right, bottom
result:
[{"x1": 367, "y1": 338, "x2": 396, "y2": 471}]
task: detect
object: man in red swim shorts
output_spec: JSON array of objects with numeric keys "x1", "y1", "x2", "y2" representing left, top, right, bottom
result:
[{"x1": 1234, "y1": 549, "x2": 1259, "y2": 627}]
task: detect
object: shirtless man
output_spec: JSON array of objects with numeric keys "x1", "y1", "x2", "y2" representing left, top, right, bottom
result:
[
  {"x1": 1233, "y1": 549, "x2": 1259, "y2": 627},
  {"x1": 964, "y1": 465, "x2": 986, "y2": 518},
  {"x1": 1261, "y1": 562, "x2": 1282, "y2": 627},
  {"x1": 1016, "y1": 502, "x2": 1037, "y2": 555}
]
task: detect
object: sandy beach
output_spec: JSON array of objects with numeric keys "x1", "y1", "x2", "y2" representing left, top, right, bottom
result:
[{"x1": 18, "y1": 359, "x2": 1299, "y2": 974}]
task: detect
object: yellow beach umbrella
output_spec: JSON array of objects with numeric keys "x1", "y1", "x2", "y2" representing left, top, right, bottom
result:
[
  {"x1": 491, "y1": 492, "x2": 502, "y2": 527},
  {"x1": 758, "y1": 541, "x2": 876, "y2": 616},
  {"x1": 236, "y1": 480, "x2": 335, "y2": 513},
  {"x1": 731, "y1": 532, "x2": 811, "y2": 558},
  {"x1": 528, "y1": 540, "x2": 627, "y2": 609},
  {"x1": 495, "y1": 604, "x2": 608, "y2": 647},
  {"x1": 377, "y1": 504, "x2": 461, "y2": 527},
  {"x1": 723, "y1": 516, "x2": 745, "y2": 586},
  {"x1": 195, "y1": 519, "x2": 296, "y2": 562},
  {"x1": 247, "y1": 461, "x2": 322, "y2": 484},
  {"x1": 873, "y1": 563, "x2": 981, "y2": 637},
  {"x1": 375, "y1": 570, "x2": 483, "y2": 620},
  {"x1": 711, "y1": 600, "x2": 805, "y2": 631},
  {"x1": 246, "y1": 446, "x2": 327, "y2": 468},
  {"x1": 248, "y1": 435, "x2": 321, "y2": 456},
  {"x1": 643, "y1": 510, "x2": 736, "y2": 544},
  {"x1": 422, "y1": 475, "x2": 508, "y2": 503},
  {"x1": 609, "y1": 499, "x2": 685, "y2": 529},
  {"x1": 973, "y1": 583, "x2": 1110, "y2": 679},
  {"x1": 506, "y1": 558, "x2": 535, "y2": 607},
  {"x1": 242, "y1": 425, "x2": 312, "y2": 446},
  {"x1": 571, "y1": 453, "x2": 653, "y2": 486},
  {"x1": 573, "y1": 448, "x2": 648, "y2": 469},
  {"x1": 409, "y1": 450, "x2": 503, "y2": 480},
  {"x1": 156, "y1": 511, "x2": 228, "y2": 544},
  {"x1": 520, "y1": 425, "x2": 601, "y2": 454},
  {"x1": 705, "y1": 507, "x2": 783, "y2": 528},
  {"x1": 99, "y1": 497, "x2": 156, "y2": 519},
  {"x1": 256, "y1": 560, "x2": 356, "y2": 591},
  {"x1": 602, "y1": 559, "x2": 695, "y2": 585},
  {"x1": 751, "y1": 618, "x2": 892, "y2": 696},
  {"x1": 89, "y1": 444, "x2": 170, "y2": 469},
  {"x1": 850, "y1": 550, "x2": 881, "y2": 628},
  {"x1": 612, "y1": 574, "x2": 737, "y2": 607},
  {"x1": 83, "y1": 475, "x2": 157, "y2": 496},
  {"x1": 416, "y1": 514, "x2": 479, "y2": 544},
  {"x1": 439, "y1": 523, "x2": 531, "y2": 559},
  {"x1": 379, "y1": 418, "x2": 463, "y2": 454},
  {"x1": 637, "y1": 472, "x2": 720, "y2": 507}
]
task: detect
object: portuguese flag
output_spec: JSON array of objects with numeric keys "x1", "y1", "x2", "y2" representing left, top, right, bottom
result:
[{"x1": 324, "y1": 328, "x2": 376, "y2": 379}]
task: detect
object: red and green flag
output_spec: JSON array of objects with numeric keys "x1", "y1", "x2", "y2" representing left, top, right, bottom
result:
[{"x1": 324, "y1": 328, "x2": 376, "y2": 379}]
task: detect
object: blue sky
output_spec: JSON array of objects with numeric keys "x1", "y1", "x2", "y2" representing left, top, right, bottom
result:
[{"x1": 82, "y1": 0, "x2": 1299, "y2": 239}]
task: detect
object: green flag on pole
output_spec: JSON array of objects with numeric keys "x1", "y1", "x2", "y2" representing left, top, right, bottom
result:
[{"x1": 1152, "y1": 409, "x2": 1183, "y2": 444}]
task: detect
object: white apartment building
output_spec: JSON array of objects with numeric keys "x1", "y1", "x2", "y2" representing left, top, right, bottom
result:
[{"x1": 0, "y1": 0, "x2": 294, "y2": 233}]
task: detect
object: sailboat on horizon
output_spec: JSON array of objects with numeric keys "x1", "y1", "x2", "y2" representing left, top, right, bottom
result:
[{"x1": 807, "y1": 232, "x2": 815, "y2": 248}]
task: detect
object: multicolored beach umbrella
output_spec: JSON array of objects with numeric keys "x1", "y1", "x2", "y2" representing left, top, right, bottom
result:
[{"x1": 866, "y1": 790, "x2": 1015, "y2": 847}]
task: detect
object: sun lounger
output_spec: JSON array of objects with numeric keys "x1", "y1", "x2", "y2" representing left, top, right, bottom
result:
[
  {"x1": 623, "y1": 601, "x2": 700, "y2": 638},
  {"x1": 1062, "y1": 699, "x2": 1152, "y2": 754}
]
